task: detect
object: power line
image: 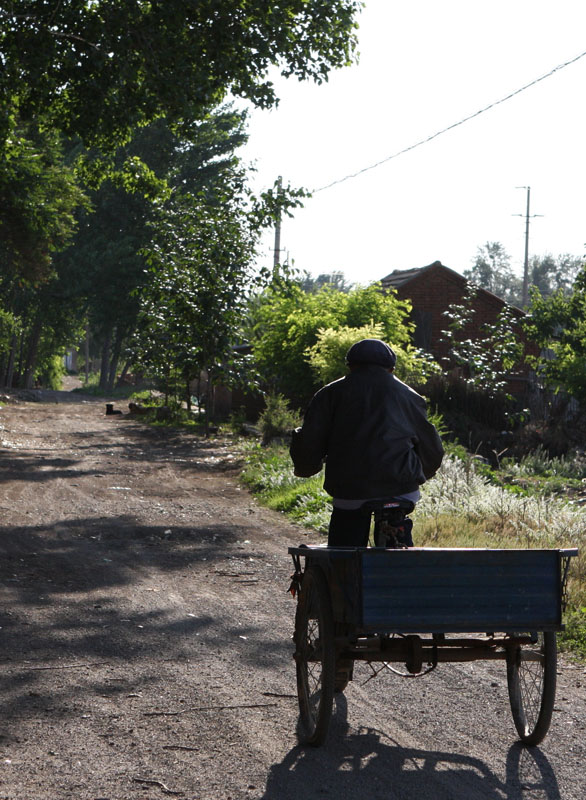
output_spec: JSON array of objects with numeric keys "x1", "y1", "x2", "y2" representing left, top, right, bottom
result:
[{"x1": 314, "y1": 48, "x2": 586, "y2": 194}]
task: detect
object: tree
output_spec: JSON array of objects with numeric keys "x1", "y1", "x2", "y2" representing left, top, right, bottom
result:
[
  {"x1": 0, "y1": 1, "x2": 360, "y2": 151},
  {"x1": 464, "y1": 242, "x2": 521, "y2": 305},
  {"x1": 0, "y1": 264, "x2": 86, "y2": 389},
  {"x1": 523, "y1": 266, "x2": 586, "y2": 403},
  {"x1": 440, "y1": 286, "x2": 524, "y2": 400},
  {"x1": 0, "y1": 122, "x2": 88, "y2": 386},
  {"x1": 134, "y1": 170, "x2": 303, "y2": 419},
  {"x1": 0, "y1": 121, "x2": 88, "y2": 280},
  {"x1": 299, "y1": 271, "x2": 352, "y2": 293},
  {"x1": 249, "y1": 282, "x2": 417, "y2": 406},
  {"x1": 528, "y1": 253, "x2": 583, "y2": 298},
  {"x1": 0, "y1": 305, "x2": 19, "y2": 386},
  {"x1": 55, "y1": 107, "x2": 251, "y2": 392}
]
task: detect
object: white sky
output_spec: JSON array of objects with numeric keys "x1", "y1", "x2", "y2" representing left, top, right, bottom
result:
[{"x1": 239, "y1": 0, "x2": 586, "y2": 286}]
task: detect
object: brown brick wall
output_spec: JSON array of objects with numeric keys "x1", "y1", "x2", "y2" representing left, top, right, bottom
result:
[{"x1": 390, "y1": 264, "x2": 538, "y2": 392}]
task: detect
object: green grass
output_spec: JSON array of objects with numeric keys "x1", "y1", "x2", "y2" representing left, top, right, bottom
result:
[{"x1": 240, "y1": 442, "x2": 330, "y2": 531}]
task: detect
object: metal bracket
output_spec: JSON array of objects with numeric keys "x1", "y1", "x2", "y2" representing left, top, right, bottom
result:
[{"x1": 560, "y1": 554, "x2": 573, "y2": 612}]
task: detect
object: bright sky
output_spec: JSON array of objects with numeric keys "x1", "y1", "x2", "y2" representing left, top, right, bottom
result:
[{"x1": 239, "y1": 0, "x2": 586, "y2": 286}]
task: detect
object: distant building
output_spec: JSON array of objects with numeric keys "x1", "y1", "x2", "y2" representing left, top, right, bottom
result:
[{"x1": 380, "y1": 261, "x2": 538, "y2": 396}]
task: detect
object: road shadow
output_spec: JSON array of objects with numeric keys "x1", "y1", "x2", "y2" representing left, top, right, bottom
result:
[
  {"x1": 0, "y1": 454, "x2": 101, "y2": 484},
  {"x1": 261, "y1": 695, "x2": 561, "y2": 800},
  {"x1": 0, "y1": 513, "x2": 293, "y2": 728},
  {"x1": 0, "y1": 404, "x2": 244, "y2": 488}
]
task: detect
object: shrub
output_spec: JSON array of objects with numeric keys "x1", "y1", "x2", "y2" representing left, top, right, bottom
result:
[
  {"x1": 305, "y1": 323, "x2": 385, "y2": 385},
  {"x1": 559, "y1": 607, "x2": 586, "y2": 659},
  {"x1": 40, "y1": 354, "x2": 66, "y2": 390},
  {"x1": 305, "y1": 323, "x2": 441, "y2": 389},
  {"x1": 502, "y1": 446, "x2": 586, "y2": 480},
  {"x1": 227, "y1": 406, "x2": 248, "y2": 435},
  {"x1": 258, "y1": 393, "x2": 301, "y2": 445},
  {"x1": 249, "y1": 282, "x2": 415, "y2": 407}
]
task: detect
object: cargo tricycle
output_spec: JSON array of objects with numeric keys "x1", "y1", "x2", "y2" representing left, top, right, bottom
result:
[{"x1": 289, "y1": 539, "x2": 577, "y2": 747}]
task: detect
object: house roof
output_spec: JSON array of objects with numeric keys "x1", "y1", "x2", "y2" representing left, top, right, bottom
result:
[
  {"x1": 380, "y1": 261, "x2": 460, "y2": 291},
  {"x1": 380, "y1": 260, "x2": 525, "y2": 314}
]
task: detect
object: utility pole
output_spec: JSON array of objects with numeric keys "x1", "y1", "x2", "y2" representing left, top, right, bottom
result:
[
  {"x1": 273, "y1": 175, "x2": 282, "y2": 271},
  {"x1": 514, "y1": 186, "x2": 543, "y2": 307}
]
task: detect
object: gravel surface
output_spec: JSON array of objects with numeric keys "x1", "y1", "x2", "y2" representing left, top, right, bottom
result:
[{"x1": 0, "y1": 392, "x2": 584, "y2": 800}]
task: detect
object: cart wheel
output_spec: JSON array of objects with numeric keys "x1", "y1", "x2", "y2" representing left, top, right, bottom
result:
[
  {"x1": 507, "y1": 631, "x2": 557, "y2": 746},
  {"x1": 294, "y1": 564, "x2": 335, "y2": 746}
]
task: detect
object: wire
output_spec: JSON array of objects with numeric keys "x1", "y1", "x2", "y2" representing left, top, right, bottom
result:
[{"x1": 313, "y1": 48, "x2": 586, "y2": 193}]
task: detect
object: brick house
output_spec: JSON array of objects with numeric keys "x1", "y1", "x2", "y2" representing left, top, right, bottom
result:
[{"x1": 380, "y1": 261, "x2": 538, "y2": 397}]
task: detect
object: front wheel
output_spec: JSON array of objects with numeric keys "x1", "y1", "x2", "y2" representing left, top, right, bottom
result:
[
  {"x1": 507, "y1": 631, "x2": 557, "y2": 746},
  {"x1": 294, "y1": 564, "x2": 336, "y2": 746}
]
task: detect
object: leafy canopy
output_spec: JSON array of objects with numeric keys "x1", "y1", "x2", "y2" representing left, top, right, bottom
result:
[
  {"x1": 0, "y1": 1, "x2": 361, "y2": 151},
  {"x1": 306, "y1": 322, "x2": 440, "y2": 387},
  {"x1": 134, "y1": 169, "x2": 304, "y2": 406},
  {"x1": 527, "y1": 253, "x2": 583, "y2": 298},
  {"x1": 464, "y1": 241, "x2": 582, "y2": 306},
  {"x1": 250, "y1": 282, "x2": 418, "y2": 406},
  {"x1": 464, "y1": 242, "x2": 521, "y2": 306},
  {"x1": 523, "y1": 266, "x2": 586, "y2": 403},
  {"x1": 0, "y1": 121, "x2": 88, "y2": 279}
]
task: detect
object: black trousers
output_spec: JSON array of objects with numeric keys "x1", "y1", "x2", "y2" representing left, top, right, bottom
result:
[{"x1": 328, "y1": 506, "x2": 371, "y2": 547}]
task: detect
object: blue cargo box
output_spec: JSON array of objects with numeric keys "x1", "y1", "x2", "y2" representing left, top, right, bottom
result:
[{"x1": 288, "y1": 546, "x2": 577, "y2": 634}]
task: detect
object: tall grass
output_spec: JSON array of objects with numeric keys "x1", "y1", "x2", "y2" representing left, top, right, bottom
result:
[{"x1": 240, "y1": 441, "x2": 586, "y2": 657}]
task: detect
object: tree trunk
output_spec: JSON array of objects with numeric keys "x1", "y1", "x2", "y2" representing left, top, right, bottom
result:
[
  {"x1": 116, "y1": 358, "x2": 132, "y2": 388},
  {"x1": 184, "y1": 366, "x2": 191, "y2": 413},
  {"x1": 204, "y1": 367, "x2": 214, "y2": 436},
  {"x1": 164, "y1": 362, "x2": 170, "y2": 406},
  {"x1": 84, "y1": 326, "x2": 90, "y2": 385},
  {"x1": 107, "y1": 328, "x2": 124, "y2": 393},
  {"x1": 4, "y1": 333, "x2": 17, "y2": 388},
  {"x1": 16, "y1": 329, "x2": 27, "y2": 387},
  {"x1": 99, "y1": 330, "x2": 112, "y2": 391},
  {"x1": 22, "y1": 317, "x2": 43, "y2": 389}
]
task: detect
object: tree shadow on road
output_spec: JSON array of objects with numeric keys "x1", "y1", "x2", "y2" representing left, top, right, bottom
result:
[
  {"x1": 0, "y1": 514, "x2": 293, "y2": 731},
  {"x1": 261, "y1": 695, "x2": 561, "y2": 800}
]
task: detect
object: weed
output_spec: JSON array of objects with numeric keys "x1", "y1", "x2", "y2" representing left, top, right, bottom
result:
[{"x1": 559, "y1": 608, "x2": 586, "y2": 660}]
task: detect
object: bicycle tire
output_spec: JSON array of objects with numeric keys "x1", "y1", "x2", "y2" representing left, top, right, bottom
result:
[
  {"x1": 294, "y1": 564, "x2": 336, "y2": 746},
  {"x1": 507, "y1": 631, "x2": 557, "y2": 746}
]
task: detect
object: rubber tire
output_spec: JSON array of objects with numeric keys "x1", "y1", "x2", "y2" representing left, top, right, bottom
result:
[
  {"x1": 507, "y1": 631, "x2": 557, "y2": 746},
  {"x1": 294, "y1": 564, "x2": 336, "y2": 746}
]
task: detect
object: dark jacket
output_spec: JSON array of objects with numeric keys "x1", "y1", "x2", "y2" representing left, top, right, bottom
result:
[{"x1": 290, "y1": 365, "x2": 444, "y2": 499}]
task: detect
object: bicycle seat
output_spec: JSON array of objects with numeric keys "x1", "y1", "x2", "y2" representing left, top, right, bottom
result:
[
  {"x1": 360, "y1": 498, "x2": 415, "y2": 515},
  {"x1": 360, "y1": 499, "x2": 414, "y2": 549}
]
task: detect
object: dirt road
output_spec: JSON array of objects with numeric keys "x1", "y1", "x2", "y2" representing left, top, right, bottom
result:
[{"x1": 0, "y1": 394, "x2": 585, "y2": 800}]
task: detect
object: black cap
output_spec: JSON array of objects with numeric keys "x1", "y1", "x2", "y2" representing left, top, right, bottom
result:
[{"x1": 345, "y1": 338, "x2": 396, "y2": 369}]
